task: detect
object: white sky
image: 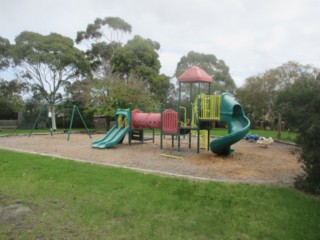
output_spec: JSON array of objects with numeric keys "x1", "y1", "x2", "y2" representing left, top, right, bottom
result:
[{"x1": 1, "y1": 0, "x2": 319, "y2": 86}]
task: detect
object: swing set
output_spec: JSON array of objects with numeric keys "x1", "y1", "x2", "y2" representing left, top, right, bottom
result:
[{"x1": 28, "y1": 104, "x2": 92, "y2": 141}]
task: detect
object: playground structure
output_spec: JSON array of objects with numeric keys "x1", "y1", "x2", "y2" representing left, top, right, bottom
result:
[
  {"x1": 29, "y1": 104, "x2": 92, "y2": 141},
  {"x1": 92, "y1": 66, "x2": 250, "y2": 155}
]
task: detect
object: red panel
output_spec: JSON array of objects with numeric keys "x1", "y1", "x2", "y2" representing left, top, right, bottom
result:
[
  {"x1": 177, "y1": 66, "x2": 213, "y2": 83},
  {"x1": 162, "y1": 109, "x2": 178, "y2": 134}
]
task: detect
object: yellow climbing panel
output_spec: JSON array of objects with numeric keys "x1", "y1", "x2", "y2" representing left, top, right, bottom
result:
[
  {"x1": 200, "y1": 130, "x2": 208, "y2": 149},
  {"x1": 199, "y1": 94, "x2": 221, "y2": 121},
  {"x1": 192, "y1": 94, "x2": 221, "y2": 127},
  {"x1": 191, "y1": 94, "x2": 222, "y2": 137}
]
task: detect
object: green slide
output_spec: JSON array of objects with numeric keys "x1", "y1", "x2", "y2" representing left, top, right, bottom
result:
[
  {"x1": 92, "y1": 109, "x2": 131, "y2": 149},
  {"x1": 92, "y1": 126, "x2": 130, "y2": 149},
  {"x1": 210, "y1": 93, "x2": 250, "y2": 155}
]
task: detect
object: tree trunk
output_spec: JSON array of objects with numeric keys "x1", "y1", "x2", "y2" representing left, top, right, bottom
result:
[
  {"x1": 277, "y1": 113, "x2": 282, "y2": 139},
  {"x1": 49, "y1": 105, "x2": 57, "y2": 131}
]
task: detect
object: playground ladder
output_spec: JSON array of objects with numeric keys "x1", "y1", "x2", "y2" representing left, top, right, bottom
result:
[{"x1": 200, "y1": 130, "x2": 208, "y2": 149}]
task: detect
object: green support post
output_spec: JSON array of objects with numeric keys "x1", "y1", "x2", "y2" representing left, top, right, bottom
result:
[
  {"x1": 207, "y1": 128, "x2": 210, "y2": 151},
  {"x1": 28, "y1": 107, "x2": 43, "y2": 137},
  {"x1": 129, "y1": 103, "x2": 132, "y2": 145},
  {"x1": 178, "y1": 82, "x2": 182, "y2": 151},
  {"x1": 67, "y1": 105, "x2": 92, "y2": 141},
  {"x1": 75, "y1": 105, "x2": 92, "y2": 140},
  {"x1": 172, "y1": 135, "x2": 174, "y2": 147},
  {"x1": 140, "y1": 102, "x2": 144, "y2": 112},
  {"x1": 197, "y1": 82, "x2": 201, "y2": 153},
  {"x1": 67, "y1": 105, "x2": 76, "y2": 141},
  {"x1": 160, "y1": 104, "x2": 163, "y2": 150},
  {"x1": 152, "y1": 105, "x2": 155, "y2": 143},
  {"x1": 29, "y1": 106, "x2": 52, "y2": 137}
]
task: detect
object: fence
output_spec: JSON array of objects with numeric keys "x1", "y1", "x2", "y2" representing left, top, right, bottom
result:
[{"x1": 0, "y1": 120, "x2": 19, "y2": 129}]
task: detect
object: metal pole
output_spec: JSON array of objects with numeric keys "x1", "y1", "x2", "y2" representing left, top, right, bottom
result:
[
  {"x1": 67, "y1": 105, "x2": 76, "y2": 141},
  {"x1": 178, "y1": 82, "x2": 182, "y2": 151},
  {"x1": 160, "y1": 104, "x2": 163, "y2": 149},
  {"x1": 197, "y1": 82, "x2": 201, "y2": 153},
  {"x1": 75, "y1": 105, "x2": 92, "y2": 139},
  {"x1": 207, "y1": 128, "x2": 210, "y2": 151},
  {"x1": 28, "y1": 107, "x2": 43, "y2": 137}
]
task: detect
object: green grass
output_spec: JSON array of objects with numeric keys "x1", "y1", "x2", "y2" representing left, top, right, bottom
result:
[
  {"x1": 143, "y1": 128, "x2": 297, "y2": 142},
  {"x1": 1, "y1": 128, "x2": 297, "y2": 142},
  {"x1": 0, "y1": 128, "x2": 61, "y2": 135},
  {"x1": 0, "y1": 149, "x2": 319, "y2": 239},
  {"x1": 0, "y1": 128, "x2": 93, "y2": 136},
  {"x1": 211, "y1": 128, "x2": 297, "y2": 142}
]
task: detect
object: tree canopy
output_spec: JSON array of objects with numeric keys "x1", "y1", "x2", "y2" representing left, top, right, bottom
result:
[
  {"x1": 75, "y1": 17, "x2": 170, "y2": 116},
  {"x1": 111, "y1": 35, "x2": 170, "y2": 103},
  {"x1": 175, "y1": 51, "x2": 236, "y2": 94},
  {"x1": 12, "y1": 31, "x2": 91, "y2": 103},
  {"x1": 111, "y1": 36, "x2": 161, "y2": 76},
  {"x1": 10, "y1": 31, "x2": 91, "y2": 129},
  {"x1": 236, "y1": 61, "x2": 318, "y2": 130},
  {"x1": 0, "y1": 79, "x2": 27, "y2": 119},
  {"x1": 76, "y1": 17, "x2": 132, "y2": 44},
  {"x1": 275, "y1": 70, "x2": 320, "y2": 130},
  {"x1": 76, "y1": 17, "x2": 132, "y2": 78},
  {"x1": 0, "y1": 36, "x2": 10, "y2": 70}
]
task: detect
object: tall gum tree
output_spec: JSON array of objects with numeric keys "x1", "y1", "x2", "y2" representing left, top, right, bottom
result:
[
  {"x1": 75, "y1": 17, "x2": 133, "y2": 119},
  {"x1": 76, "y1": 17, "x2": 132, "y2": 78},
  {"x1": 111, "y1": 35, "x2": 170, "y2": 103},
  {"x1": 11, "y1": 31, "x2": 91, "y2": 130},
  {"x1": 0, "y1": 36, "x2": 10, "y2": 70},
  {"x1": 175, "y1": 51, "x2": 236, "y2": 95}
]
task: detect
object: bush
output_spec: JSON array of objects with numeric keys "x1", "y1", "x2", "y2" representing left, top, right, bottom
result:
[{"x1": 294, "y1": 122, "x2": 320, "y2": 194}]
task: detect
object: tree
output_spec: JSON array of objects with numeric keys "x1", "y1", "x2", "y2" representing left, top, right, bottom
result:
[
  {"x1": 76, "y1": 17, "x2": 132, "y2": 78},
  {"x1": 10, "y1": 31, "x2": 91, "y2": 130},
  {"x1": 65, "y1": 78, "x2": 94, "y2": 127},
  {"x1": 175, "y1": 51, "x2": 236, "y2": 94},
  {"x1": 277, "y1": 73, "x2": 320, "y2": 193},
  {"x1": 236, "y1": 75, "x2": 278, "y2": 129},
  {"x1": 111, "y1": 35, "x2": 170, "y2": 103},
  {"x1": 237, "y1": 61, "x2": 318, "y2": 132},
  {"x1": 75, "y1": 16, "x2": 135, "y2": 121},
  {"x1": 84, "y1": 73, "x2": 156, "y2": 128},
  {"x1": 0, "y1": 78, "x2": 27, "y2": 119},
  {"x1": 76, "y1": 17, "x2": 132, "y2": 45},
  {"x1": 0, "y1": 37, "x2": 10, "y2": 70}
]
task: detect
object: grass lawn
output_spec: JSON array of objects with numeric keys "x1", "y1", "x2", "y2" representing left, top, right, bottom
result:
[
  {"x1": 0, "y1": 149, "x2": 319, "y2": 239},
  {"x1": 211, "y1": 128, "x2": 297, "y2": 142},
  {"x1": 1, "y1": 128, "x2": 297, "y2": 143},
  {"x1": 0, "y1": 128, "x2": 92, "y2": 136}
]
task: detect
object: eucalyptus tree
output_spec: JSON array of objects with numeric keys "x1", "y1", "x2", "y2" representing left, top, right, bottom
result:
[
  {"x1": 75, "y1": 17, "x2": 134, "y2": 119},
  {"x1": 0, "y1": 36, "x2": 10, "y2": 70},
  {"x1": 76, "y1": 16, "x2": 132, "y2": 78},
  {"x1": 111, "y1": 35, "x2": 170, "y2": 103},
  {"x1": 175, "y1": 51, "x2": 236, "y2": 95},
  {"x1": 11, "y1": 31, "x2": 91, "y2": 130}
]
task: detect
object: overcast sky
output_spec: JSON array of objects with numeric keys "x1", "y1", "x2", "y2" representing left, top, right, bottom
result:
[{"x1": 1, "y1": 0, "x2": 319, "y2": 86}]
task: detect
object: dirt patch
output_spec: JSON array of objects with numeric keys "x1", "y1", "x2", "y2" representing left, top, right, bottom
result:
[
  {"x1": 0, "y1": 204, "x2": 31, "y2": 222},
  {"x1": 0, "y1": 133, "x2": 303, "y2": 186}
]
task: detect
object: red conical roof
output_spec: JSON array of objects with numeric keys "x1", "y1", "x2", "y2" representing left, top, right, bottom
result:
[{"x1": 177, "y1": 66, "x2": 213, "y2": 83}]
